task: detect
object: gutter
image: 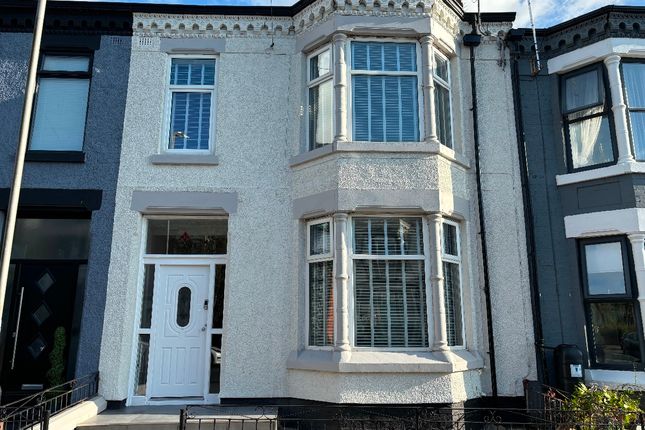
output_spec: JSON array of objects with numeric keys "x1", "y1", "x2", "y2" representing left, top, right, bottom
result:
[
  {"x1": 507, "y1": 34, "x2": 547, "y2": 385},
  {"x1": 463, "y1": 27, "x2": 498, "y2": 397}
]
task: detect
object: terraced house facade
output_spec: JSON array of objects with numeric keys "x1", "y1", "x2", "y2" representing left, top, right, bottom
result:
[
  {"x1": 95, "y1": 0, "x2": 536, "y2": 407},
  {"x1": 510, "y1": 6, "x2": 645, "y2": 388},
  {"x1": 0, "y1": 0, "x2": 540, "y2": 411}
]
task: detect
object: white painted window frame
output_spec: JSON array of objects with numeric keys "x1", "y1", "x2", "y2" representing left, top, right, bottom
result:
[
  {"x1": 127, "y1": 216, "x2": 228, "y2": 406},
  {"x1": 306, "y1": 45, "x2": 335, "y2": 151},
  {"x1": 346, "y1": 37, "x2": 425, "y2": 143},
  {"x1": 305, "y1": 217, "x2": 336, "y2": 349},
  {"x1": 432, "y1": 49, "x2": 455, "y2": 150},
  {"x1": 347, "y1": 214, "x2": 432, "y2": 351},
  {"x1": 161, "y1": 54, "x2": 218, "y2": 155},
  {"x1": 441, "y1": 219, "x2": 465, "y2": 349}
]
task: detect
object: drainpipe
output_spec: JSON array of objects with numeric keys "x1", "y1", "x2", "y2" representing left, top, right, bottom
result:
[
  {"x1": 507, "y1": 32, "x2": 547, "y2": 385},
  {"x1": 0, "y1": 0, "x2": 48, "y2": 334},
  {"x1": 463, "y1": 27, "x2": 497, "y2": 397}
]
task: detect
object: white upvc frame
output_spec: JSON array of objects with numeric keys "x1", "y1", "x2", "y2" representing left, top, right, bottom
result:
[
  {"x1": 440, "y1": 218, "x2": 466, "y2": 349},
  {"x1": 432, "y1": 49, "x2": 455, "y2": 150},
  {"x1": 306, "y1": 45, "x2": 335, "y2": 151},
  {"x1": 346, "y1": 37, "x2": 425, "y2": 143},
  {"x1": 127, "y1": 216, "x2": 228, "y2": 406},
  {"x1": 347, "y1": 215, "x2": 433, "y2": 351},
  {"x1": 305, "y1": 217, "x2": 336, "y2": 349},
  {"x1": 161, "y1": 54, "x2": 218, "y2": 154}
]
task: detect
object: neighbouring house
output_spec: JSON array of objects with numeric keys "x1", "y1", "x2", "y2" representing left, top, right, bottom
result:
[
  {"x1": 95, "y1": 0, "x2": 537, "y2": 408},
  {"x1": 509, "y1": 6, "x2": 645, "y2": 388},
  {"x1": 0, "y1": 1, "x2": 132, "y2": 401}
]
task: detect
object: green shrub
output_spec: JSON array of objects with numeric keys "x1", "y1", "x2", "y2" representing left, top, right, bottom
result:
[
  {"x1": 564, "y1": 383, "x2": 642, "y2": 429},
  {"x1": 46, "y1": 327, "x2": 66, "y2": 388}
]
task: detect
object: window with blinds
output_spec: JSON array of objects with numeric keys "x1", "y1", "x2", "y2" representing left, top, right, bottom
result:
[
  {"x1": 433, "y1": 51, "x2": 453, "y2": 148},
  {"x1": 167, "y1": 58, "x2": 216, "y2": 151},
  {"x1": 352, "y1": 217, "x2": 428, "y2": 348},
  {"x1": 30, "y1": 55, "x2": 91, "y2": 152},
  {"x1": 308, "y1": 220, "x2": 334, "y2": 347},
  {"x1": 308, "y1": 48, "x2": 334, "y2": 150},
  {"x1": 351, "y1": 42, "x2": 420, "y2": 143},
  {"x1": 442, "y1": 221, "x2": 464, "y2": 347}
]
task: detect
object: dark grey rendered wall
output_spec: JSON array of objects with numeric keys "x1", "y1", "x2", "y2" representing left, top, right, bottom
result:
[
  {"x1": 0, "y1": 28, "x2": 131, "y2": 377},
  {"x1": 511, "y1": 7, "x2": 645, "y2": 383}
]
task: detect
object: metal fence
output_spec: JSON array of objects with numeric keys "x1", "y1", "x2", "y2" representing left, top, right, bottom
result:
[
  {"x1": 179, "y1": 403, "x2": 645, "y2": 430},
  {"x1": 0, "y1": 372, "x2": 99, "y2": 430}
]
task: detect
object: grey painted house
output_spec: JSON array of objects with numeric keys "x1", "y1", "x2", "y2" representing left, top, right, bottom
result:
[
  {"x1": 0, "y1": 1, "x2": 132, "y2": 400},
  {"x1": 509, "y1": 6, "x2": 645, "y2": 387}
]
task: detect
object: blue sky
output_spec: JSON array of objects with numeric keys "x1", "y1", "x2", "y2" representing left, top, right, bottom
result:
[{"x1": 71, "y1": 0, "x2": 643, "y2": 28}]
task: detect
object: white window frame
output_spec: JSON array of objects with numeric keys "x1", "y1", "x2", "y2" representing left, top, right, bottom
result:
[
  {"x1": 347, "y1": 214, "x2": 432, "y2": 351},
  {"x1": 432, "y1": 49, "x2": 454, "y2": 149},
  {"x1": 127, "y1": 215, "x2": 229, "y2": 406},
  {"x1": 441, "y1": 219, "x2": 465, "y2": 349},
  {"x1": 306, "y1": 45, "x2": 335, "y2": 151},
  {"x1": 305, "y1": 217, "x2": 336, "y2": 350},
  {"x1": 162, "y1": 55, "x2": 218, "y2": 154},
  {"x1": 346, "y1": 38, "x2": 425, "y2": 143}
]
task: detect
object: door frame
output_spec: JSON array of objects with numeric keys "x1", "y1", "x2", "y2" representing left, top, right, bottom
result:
[{"x1": 128, "y1": 255, "x2": 226, "y2": 406}]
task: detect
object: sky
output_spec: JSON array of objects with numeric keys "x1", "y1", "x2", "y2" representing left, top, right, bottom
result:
[{"x1": 69, "y1": 0, "x2": 644, "y2": 28}]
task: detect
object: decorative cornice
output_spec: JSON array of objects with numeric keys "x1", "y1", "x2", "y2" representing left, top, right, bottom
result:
[
  {"x1": 133, "y1": 13, "x2": 294, "y2": 38},
  {"x1": 133, "y1": 0, "x2": 463, "y2": 38}
]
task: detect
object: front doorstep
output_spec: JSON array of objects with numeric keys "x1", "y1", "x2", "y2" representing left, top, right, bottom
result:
[{"x1": 128, "y1": 394, "x2": 220, "y2": 406}]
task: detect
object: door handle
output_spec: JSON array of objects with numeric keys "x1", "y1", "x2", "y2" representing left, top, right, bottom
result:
[{"x1": 11, "y1": 287, "x2": 25, "y2": 370}]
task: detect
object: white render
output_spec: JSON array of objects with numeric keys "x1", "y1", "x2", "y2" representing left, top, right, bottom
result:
[{"x1": 98, "y1": 0, "x2": 535, "y2": 404}]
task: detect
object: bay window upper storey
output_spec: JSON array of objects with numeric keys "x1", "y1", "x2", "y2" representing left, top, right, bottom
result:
[
  {"x1": 304, "y1": 35, "x2": 457, "y2": 154},
  {"x1": 547, "y1": 37, "x2": 645, "y2": 181}
]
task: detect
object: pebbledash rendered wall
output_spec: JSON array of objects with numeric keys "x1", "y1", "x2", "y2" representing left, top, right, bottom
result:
[
  {"x1": 0, "y1": 3, "x2": 132, "y2": 378},
  {"x1": 98, "y1": 0, "x2": 536, "y2": 404}
]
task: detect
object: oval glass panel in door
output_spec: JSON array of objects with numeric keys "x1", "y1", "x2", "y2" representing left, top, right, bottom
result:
[{"x1": 177, "y1": 286, "x2": 192, "y2": 327}]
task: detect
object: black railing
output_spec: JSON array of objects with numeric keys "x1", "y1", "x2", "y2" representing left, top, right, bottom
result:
[
  {"x1": 179, "y1": 403, "x2": 645, "y2": 430},
  {"x1": 0, "y1": 372, "x2": 99, "y2": 430}
]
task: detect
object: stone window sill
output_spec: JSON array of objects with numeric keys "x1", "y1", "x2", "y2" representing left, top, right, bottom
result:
[
  {"x1": 26, "y1": 150, "x2": 85, "y2": 163},
  {"x1": 149, "y1": 153, "x2": 220, "y2": 166},
  {"x1": 290, "y1": 141, "x2": 470, "y2": 169},
  {"x1": 556, "y1": 161, "x2": 645, "y2": 186},
  {"x1": 585, "y1": 369, "x2": 645, "y2": 389},
  {"x1": 287, "y1": 348, "x2": 484, "y2": 374}
]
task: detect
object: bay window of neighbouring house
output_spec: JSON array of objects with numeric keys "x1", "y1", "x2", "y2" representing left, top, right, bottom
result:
[
  {"x1": 623, "y1": 61, "x2": 645, "y2": 161},
  {"x1": 166, "y1": 58, "x2": 216, "y2": 151},
  {"x1": 351, "y1": 42, "x2": 421, "y2": 143},
  {"x1": 561, "y1": 65, "x2": 615, "y2": 171},
  {"x1": 580, "y1": 238, "x2": 645, "y2": 369},
  {"x1": 30, "y1": 54, "x2": 92, "y2": 152},
  {"x1": 306, "y1": 215, "x2": 467, "y2": 350},
  {"x1": 308, "y1": 47, "x2": 334, "y2": 150}
]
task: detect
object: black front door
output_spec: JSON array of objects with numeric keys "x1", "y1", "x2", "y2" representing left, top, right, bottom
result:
[{"x1": 1, "y1": 262, "x2": 82, "y2": 394}]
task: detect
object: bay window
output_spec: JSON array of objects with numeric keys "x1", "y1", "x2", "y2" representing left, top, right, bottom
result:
[
  {"x1": 307, "y1": 48, "x2": 334, "y2": 150},
  {"x1": 166, "y1": 58, "x2": 216, "y2": 151},
  {"x1": 562, "y1": 65, "x2": 615, "y2": 171},
  {"x1": 306, "y1": 215, "x2": 468, "y2": 351},
  {"x1": 580, "y1": 238, "x2": 645, "y2": 369},
  {"x1": 623, "y1": 62, "x2": 645, "y2": 160},
  {"x1": 30, "y1": 54, "x2": 91, "y2": 152},
  {"x1": 351, "y1": 42, "x2": 420, "y2": 143}
]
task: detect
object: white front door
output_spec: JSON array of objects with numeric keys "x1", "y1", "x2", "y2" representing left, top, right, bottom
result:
[{"x1": 149, "y1": 264, "x2": 210, "y2": 398}]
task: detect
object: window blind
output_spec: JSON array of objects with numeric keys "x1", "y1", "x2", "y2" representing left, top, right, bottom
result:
[
  {"x1": 351, "y1": 42, "x2": 419, "y2": 142},
  {"x1": 352, "y1": 217, "x2": 428, "y2": 348},
  {"x1": 168, "y1": 58, "x2": 215, "y2": 151},
  {"x1": 308, "y1": 221, "x2": 334, "y2": 347},
  {"x1": 441, "y1": 222, "x2": 463, "y2": 347},
  {"x1": 31, "y1": 78, "x2": 90, "y2": 151}
]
